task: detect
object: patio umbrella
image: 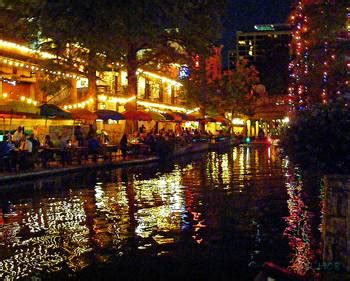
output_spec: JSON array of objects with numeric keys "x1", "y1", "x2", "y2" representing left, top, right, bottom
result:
[
  {"x1": 211, "y1": 116, "x2": 230, "y2": 124},
  {"x1": 95, "y1": 109, "x2": 125, "y2": 121},
  {"x1": 122, "y1": 110, "x2": 152, "y2": 121},
  {"x1": 175, "y1": 112, "x2": 192, "y2": 121},
  {"x1": 40, "y1": 104, "x2": 72, "y2": 119},
  {"x1": 70, "y1": 109, "x2": 98, "y2": 121},
  {"x1": 0, "y1": 100, "x2": 40, "y2": 115},
  {"x1": 0, "y1": 100, "x2": 40, "y2": 130},
  {"x1": 164, "y1": 112, "x2": 183, "y2": 121},
  {"x1": 187, "y1": 112, "x2": 202, "y2": 121},
  {"x1": 203, "y1": 117, "x2": 217, "y2": 122},
  {"x1": 147, "y1": 111, "x2": 166, "y2": 121}
]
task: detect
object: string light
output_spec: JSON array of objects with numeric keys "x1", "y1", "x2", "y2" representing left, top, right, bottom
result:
[
  {"x1": 0, "y1": 39, "x2": 56, "y2": 60},
  {"x1": 288, "y1": 1, "x2": 310, "y2": 110},
  {"x1": 20, "y1": 96, "x2": 38, "y2": 106},
  {"x1": 137, "y1": 70, "x2": 182, "y2": 87},
  {"x1": 0, "y1": 55, "x2": 84, "y2": 80},
  {"x1": 63, "y1": 97, "x2": 94, "y2": 110},
  {"x1": 137, "y1": 100, "x2": 196, "y2": 114}
]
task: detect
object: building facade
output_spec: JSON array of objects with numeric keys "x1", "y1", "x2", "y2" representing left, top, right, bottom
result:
[{"x1": 236, "y1": 24, "x2": 292, "y2": 96}]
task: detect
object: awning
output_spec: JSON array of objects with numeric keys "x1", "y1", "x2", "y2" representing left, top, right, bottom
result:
[{"x1": 95, "y1": 109, "x2": 125, "y2": 121}]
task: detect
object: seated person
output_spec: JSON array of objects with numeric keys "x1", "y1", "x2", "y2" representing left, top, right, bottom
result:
[
  {"x1": 18, "y1": 134, "x2": 34, "y2": 170},
  {"x1": 41, "y1": 135, "x2": 54, "y2": 168},
  {"x1": 0, "y1": 136, "x2": 15, "y2": 171},
  {"x1": 28, "y1": 133, "x2": 40, "y2": 166}
]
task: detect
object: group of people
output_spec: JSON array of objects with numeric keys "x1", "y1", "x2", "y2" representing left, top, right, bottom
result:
[
  {"x1": 0, "y1": 126, "x2": 41, "y2": 171},
  {"x1": 0, "y1": 123, "x2": 234, "y2": 172},
  {"x1": 122, "y1": 125, "x2": 231, "y2": 157},
  {"x1": 0, "y1": 125, "x2": 109, "y2": 171}
]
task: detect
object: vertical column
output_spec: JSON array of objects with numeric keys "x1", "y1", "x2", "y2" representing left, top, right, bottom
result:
[
  {"x1": 246, "y1": 120, "x2": 251, "y2": 137},
  {"x1": 29, "y1": 83, "x2": 35, "y2": 99},
  {"x1": 70, "y1": 78, "x2": 78, "y2": 103},
  {"x1": 171, "y1": 85, "x2": 175, "y2": 105},
  {"x1": 145, "y1": 79, "x2": 150, "y2": 100},
  {"x1": 34, "y1": 73, "x2": 44, "y2": 103},
  {"x1": 159, "y1": 79, "x2": 163, "y2": 102}
]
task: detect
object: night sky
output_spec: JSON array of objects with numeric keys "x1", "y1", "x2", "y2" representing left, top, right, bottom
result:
[{"x1": 222, "y1": 0, "x2": 293, "y2": 65}]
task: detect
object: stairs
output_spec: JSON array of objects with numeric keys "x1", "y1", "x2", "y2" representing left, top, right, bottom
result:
[{"x1": 47, "y1": 85, "x2": 71, "y2": 105}]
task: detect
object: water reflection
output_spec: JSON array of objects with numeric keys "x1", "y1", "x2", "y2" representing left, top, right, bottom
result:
[
  {"x1": 284, "y1": 165, "x2": 322, "y2": 278},
  {"x1": 0, "y1": 145, "x2": 296, "y2": 279}
]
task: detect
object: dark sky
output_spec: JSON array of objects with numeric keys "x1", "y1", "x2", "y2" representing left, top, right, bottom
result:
[{"x1": 222, "y1": 0, "x2": 292, "y2": 65}]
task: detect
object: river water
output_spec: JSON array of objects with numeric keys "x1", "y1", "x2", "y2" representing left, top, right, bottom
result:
[{"x1": 0, "y1": 145, "x2": 323, "y2": 280}]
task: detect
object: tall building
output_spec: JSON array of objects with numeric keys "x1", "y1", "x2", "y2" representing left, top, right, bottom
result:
[{"x1": 235, "y1": 24, "x2": 292, "y2": 96}]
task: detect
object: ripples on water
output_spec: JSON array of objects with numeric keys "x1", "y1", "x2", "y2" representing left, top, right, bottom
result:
[{"x1": 0, "y1": 145, "x2": 322, "y2": 280}]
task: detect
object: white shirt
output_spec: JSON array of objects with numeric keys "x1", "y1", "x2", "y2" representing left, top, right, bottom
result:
[{"x1": 20, "y1": 140, "x2": 33, "y2": 152}]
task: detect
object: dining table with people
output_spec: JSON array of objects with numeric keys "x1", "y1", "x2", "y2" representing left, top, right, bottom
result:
[{"x1": 0, "y1": 123, "x2": 235, "y2": 173}]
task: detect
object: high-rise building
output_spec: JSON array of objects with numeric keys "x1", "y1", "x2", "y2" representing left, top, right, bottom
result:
[{"x1": 235, "y1": 24, "x2": 292, "y2": 96}]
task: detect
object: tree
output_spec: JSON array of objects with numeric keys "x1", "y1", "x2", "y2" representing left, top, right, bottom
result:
[
  {"x1": 2, "y1": 0, "x2": 227, "y2": 110},
  {"x1": 280, "y1": 101, "x2": 350, "y2": 174},
  {"x1": 105, "y1": 0, "x2": 227, "y2": 110},
  {"x1": 288, "y1": 0, "x2": 348, "y2": 108},
  {"x1": 1, "y1": 0, "x2": 120, "y2": 106},
  {"x1": 212, "y1": 59, "x2": 260, "y2": 117}
]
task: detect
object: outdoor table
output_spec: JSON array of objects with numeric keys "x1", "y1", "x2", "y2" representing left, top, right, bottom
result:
[
  {"x1": 128, "y1": 142, "x2": 150, "y2": 155},
  {"x1": 103, "y1": 145, "x2": 119, "y2": 160},
  {"x1": 12, "y1": 149, "x2": 32, "y2": 170},
  {"x1": 40, "y1": 147, "x2": 63, "y2": 167},
  {"x1": 73, "y1": 146, "x2": 89, "y2": 164}
]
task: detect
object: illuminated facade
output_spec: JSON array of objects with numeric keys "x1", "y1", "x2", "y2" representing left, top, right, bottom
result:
[
  {"x1": 95, "y1": 67, "x2": 185, "y2": 113},
  {"x1": 0, "y1": 37, "x2": 194, "y2": 115},
  {"x1": 0, "y1": 38, "x2": 84, "y2": 106}
]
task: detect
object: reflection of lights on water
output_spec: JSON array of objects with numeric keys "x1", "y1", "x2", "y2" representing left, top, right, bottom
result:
[
  {"x1": 133, "y1": 170, "x2": 186, "y2": 238},
  {"x1": 232, "y1": 148, "x2": 238, "y2": 161},
  {"x1": 221, "y1": 153, "x2": 230, "y2": 186},
  {"x1": 268, "y1": 147, "x2": 271, "y2": 160},
  {"x1": 246, "y1": 147, "x2": 250, "y2": 164},
  {"x1": 0, "y1": 145, "x2": 288, "y2": 279},
  {"x1": 0, "y1": 198, "x2": 90, "y2": 279},
  {"x1": 284, "y1": 167, "x2": 316, "y2": 276}
]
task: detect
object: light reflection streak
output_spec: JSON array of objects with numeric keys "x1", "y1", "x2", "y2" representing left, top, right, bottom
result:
[
  {"x1": 283, "y1": 167, "x2": 316, "y2": 277},
  {"x1": 0, "y1": 197, "x2": 91, "y2": 279}
]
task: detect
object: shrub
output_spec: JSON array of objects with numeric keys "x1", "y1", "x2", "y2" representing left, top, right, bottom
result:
[{"x1": 280, "y1": 101, "x2": 350, "y2": 174}]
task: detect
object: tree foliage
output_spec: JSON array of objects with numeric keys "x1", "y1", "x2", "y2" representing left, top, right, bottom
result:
[
  {"x1": 280, "y1": 101, "x2": 350, "y2": 174},
  {"x1": 1, "y1": 0, "x2": 227, "y2": 106},
  {"x1": 212, "y1": 59, "x2": 260, "y2": 116}
]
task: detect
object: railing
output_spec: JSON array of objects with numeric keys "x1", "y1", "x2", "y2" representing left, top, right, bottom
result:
[{"x1": 47, "y1": 85, "x2": 71, "y2": 105}]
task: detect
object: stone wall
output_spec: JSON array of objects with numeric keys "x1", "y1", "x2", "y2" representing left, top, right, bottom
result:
[{"x1": 323, "y1": 175, "x2": 350, "y2": 272}]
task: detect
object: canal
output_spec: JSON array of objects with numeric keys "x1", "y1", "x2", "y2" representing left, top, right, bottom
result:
[{"x1": 0, "y1": 145, "x2": 323, "y2": 280}]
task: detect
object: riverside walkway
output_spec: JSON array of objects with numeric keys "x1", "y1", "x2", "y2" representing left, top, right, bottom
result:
[{"x1": 0, "y1": 154, "x2": 159, "y2": 185}]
